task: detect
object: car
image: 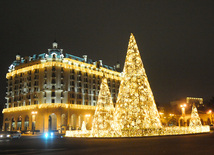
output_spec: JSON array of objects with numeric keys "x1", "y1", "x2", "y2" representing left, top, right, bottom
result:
[
  {"x1": 0, "y1": 131, "x2": 21, "y2": 139},
  {"x1": 44, "y1": 130, "x2": 63, "y2": 139},
  {"x1": 209, "y1": 124, "x2": 214, "y2": 130}
]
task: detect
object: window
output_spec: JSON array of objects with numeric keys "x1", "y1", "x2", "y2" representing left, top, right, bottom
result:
[
  {"x1": 51, "y1": 91, "x2": 55, "y2": 97},
  {"x1": 84, "y1": 89, "x2": 88, "y2": 93},
  {"x1": 34, "y1": 81, "x2": 38, "y2": 86},
  {"x1": 34, "y1": 100, "x2": 38, "y2": 104},
  {"x1": 70, "y1": 69, "x2": 74, "y2": 73},
  {"x1": 71, "y1": 81, "x2": 74, "y2": 85},
  {"x1": 52, "y1": 66, "x2": 56, "y2": 71},
  {"x1": 84, "y1": 84, "x2": 88, "y2": 88},
  {"x1": 70, "y1": 93, "x2": 75, "y2": 98},
  {"x1": 84, "y1": 78, "x2": 88, "y2": 82},
  {"x1": 77, "y1": 94, "x2": 82, "y2": 99},
  {"x1": 52, "y1": 79, "x2": 56, "y2": 84},
  {"x1": 77, "y1": 88, "x2": 81, "y2": 92},
  {"x1": 71, "y1": 75, "x2": 75, "y2": 79},
  {"x1": 35, "y1": 69, "x2": 39, "y2": 73}
]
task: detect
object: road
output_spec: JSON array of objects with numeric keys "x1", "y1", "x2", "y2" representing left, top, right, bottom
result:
[{"x1": 0, "y1": 132, "x2": 214, "y2": 155}]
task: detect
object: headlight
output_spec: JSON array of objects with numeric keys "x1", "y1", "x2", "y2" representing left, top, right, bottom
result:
[
  {"x1": 45, "y1": 133, "x2": 48, "y2": 138},
  {"x1": 7, "y1": 135, "x2": 11, "y2": 137},
  {"x1": 0, "y1": 135, "x2": 3, "y2": 138},
  {"x1": 51, "y1": 132, "x2": 54, "y2": 136}
]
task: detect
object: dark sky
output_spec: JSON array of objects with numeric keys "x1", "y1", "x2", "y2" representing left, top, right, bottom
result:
[{"x1": 0, "y1": 0, "x2": 214, "y2": 113}]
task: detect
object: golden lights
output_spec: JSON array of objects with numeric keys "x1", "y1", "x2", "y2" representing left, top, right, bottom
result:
[
  {"x1": 6, "y1": 59, "x2": 121, "y2": 81},
  {"x1": 3, "y1": 104, "x2": 96, "y2": 113},
  {"x1": 91, "y1": 77, "x2": 115, "y2": 137}
]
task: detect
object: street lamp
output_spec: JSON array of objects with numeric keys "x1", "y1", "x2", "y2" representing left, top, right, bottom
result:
[
  {"x1": 207, "y1": 110, "x2": 212, "y2": 124},
  {"x1": 180, "y1": 104, "x2": 187, "y2": 115},
  {"x1": 180, "y1": 104, "x2": 187, "y2": 126},
  {"x1": 169, "y1": 113, "x2": 175, "y2": 117}
]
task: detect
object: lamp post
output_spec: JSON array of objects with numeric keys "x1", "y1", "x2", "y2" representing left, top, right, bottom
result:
[
  {"x1": 207, "y1": 110, "x2": 212, "y2": 124},
  {"x1": 180, "y1": 104, "x2": 187, "y2": 126},
  {"x1": 180, "y1": 104, "x2": 187, "y2": 115}
]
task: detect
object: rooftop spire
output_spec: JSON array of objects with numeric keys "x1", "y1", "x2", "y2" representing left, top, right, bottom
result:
[{"x1": 53, "y1": 40, "x2": 58, "y2": 49}]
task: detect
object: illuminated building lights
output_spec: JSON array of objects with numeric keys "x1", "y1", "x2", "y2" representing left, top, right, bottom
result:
[
  {"x1": 6, "y1": 59, "x2": 121, "y2": 80},
  {"x1": 3, "y1": 104, "x2": 96, "y2": 113}
]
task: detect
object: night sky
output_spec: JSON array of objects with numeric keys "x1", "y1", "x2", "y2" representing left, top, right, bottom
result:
[{"x1": 0, "y1": 0, "x2": 214, "y2": 119}]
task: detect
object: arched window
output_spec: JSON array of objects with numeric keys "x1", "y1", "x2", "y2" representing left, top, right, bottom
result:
[
  {"x1": 17, "y1": 116, "x2": 22, "y2": 130},
  {"x1": 71, "y1": 114, "x2": 77, "y2": 130},
  {"x1": 24, "y1": 115, "x2": 29, "y2": 130},
  {"x1": 61, "y1": 114, "x2": 66, "y2": 126}
]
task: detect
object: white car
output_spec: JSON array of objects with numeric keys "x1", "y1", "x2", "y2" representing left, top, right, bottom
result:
[{"x1": 0, "y1": 131, "x2": 21, "y2": 139}]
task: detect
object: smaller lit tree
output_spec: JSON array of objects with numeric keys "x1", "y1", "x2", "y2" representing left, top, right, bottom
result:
[
  {"x1": 91, "y1": 77, "x2": 115, "y2": 137},
  {"x1": 189, "y1": 103, "x2": 202, "y2": 127}
]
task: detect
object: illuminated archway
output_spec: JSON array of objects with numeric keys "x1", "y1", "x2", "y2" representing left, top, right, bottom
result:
[
  {"x1": 17, "y1": 116, "x2": 22, "y2": 130},
  {"x1": 71, "y1": 114, "x2": 77, "y2": 130},
  {"x1": 11, "y1": 117, "x2": 15, "y2": 130},
  {"x1": 4, "y1": 118, "x2": 9, "y2": 131},
  {"x1": 49, "y1": 113, "x2": 57, "y2": 131},
  {"x1": 24, "y1": 115, "x2": 29, "y2": 130},
  {"x1": 78, "y1": 114, "x2": 83, "y2": 130}
]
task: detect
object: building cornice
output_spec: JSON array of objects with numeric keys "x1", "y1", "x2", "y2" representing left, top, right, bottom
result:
[
  {"x1": 2, "y1": 103, "x2": 96, "y2": 113},
  {"x1": 6, "y1": 59, "x2": 121, "y2": 80}
]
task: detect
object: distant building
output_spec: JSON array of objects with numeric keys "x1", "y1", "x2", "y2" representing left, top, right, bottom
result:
[
  {"x1": 186, "y1": 97, "x2": 204, "y2": 107},
  {"x1": 2, "y1": 41, "x2": 121, "y2": 133},
  {"x1": 170, "y1": 97, "x2": 212, "y2": 126},
  {"x1": 170, "y1": 97, "x2": 204, "y2": 111}
]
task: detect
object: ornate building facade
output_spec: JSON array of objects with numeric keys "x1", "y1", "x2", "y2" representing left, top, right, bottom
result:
[{"x1": 2, "y1": 41, "x2": 121, "y2": 133}]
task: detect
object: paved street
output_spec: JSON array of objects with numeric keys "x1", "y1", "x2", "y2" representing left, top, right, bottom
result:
[{"x1": 0, "y1": 132, "x2": 214, "y2": 155}]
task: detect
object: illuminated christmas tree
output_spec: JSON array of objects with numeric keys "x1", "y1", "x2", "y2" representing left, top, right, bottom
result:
[
  {"x1": 189, "y1": 103, "x2": 202, "y2": 127},
  {"x1": 114, "y1": 33, "x2": 162, "y2": 135},
  {"x1": 91, "y1": 77, "x2": 115, "y2": 137}
]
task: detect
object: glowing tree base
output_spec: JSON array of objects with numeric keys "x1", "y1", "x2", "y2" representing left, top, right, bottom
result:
[{"x1": 65, "y1": 126, "x2": 210, "y2": 137}]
